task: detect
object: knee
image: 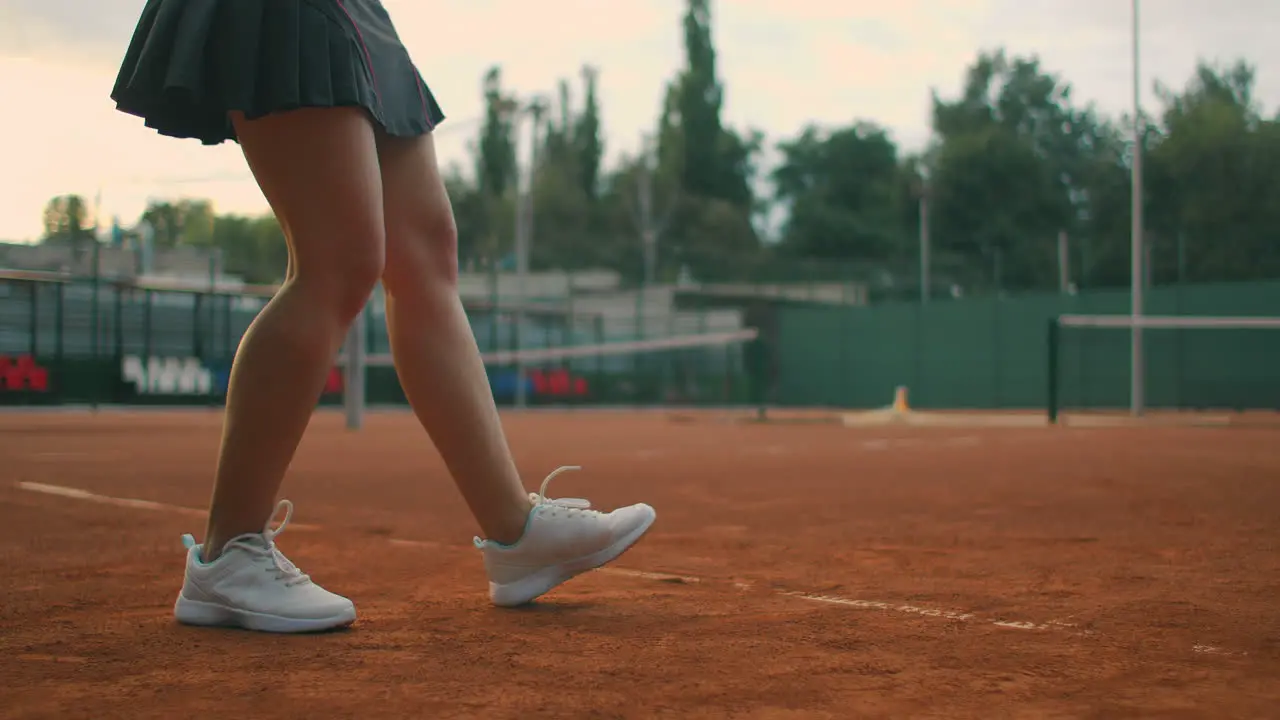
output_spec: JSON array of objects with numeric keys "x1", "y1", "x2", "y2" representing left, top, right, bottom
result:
[
  {"x1": 294, "y1": 235, "x2": 385, "y2": 322},
  {"x1": 383, "y1": 213, "x2": 459, "y2": 296}
]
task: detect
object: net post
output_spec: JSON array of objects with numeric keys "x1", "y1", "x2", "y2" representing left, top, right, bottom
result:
[
  {"x1": 90, "y1": 246, "x2": 101, "y2": 412},
  {"x1": 343, "y1": 304, "x2": 367, "y2": 431},
  {"x1": 223, "y1": 294, "x2": 233, "y2": 360},
  {"x1": 192, "y1": 290, "x2": 203, "y2": 361},
  {"x1": 27, "y1": 280, "x2": 38, "y2": 360},
  {"x1": 1047, "y1": 317, "x2": 1061, "y2": 424},
  {"x1": 142, "y1": 290, "x2": 153, "y2": 376},
  {"x1": 593, "y1": 314, "x2": 605, "y2": 395},
  {"x1": 54, "y1": 280, "x2": 65, "y2": 403},
  {"x1": 113, "y1": 284, "x2": 126, "y2": 405},
  {"x1": 365, "y1": 287, "x2": 378, "y2": 356}
]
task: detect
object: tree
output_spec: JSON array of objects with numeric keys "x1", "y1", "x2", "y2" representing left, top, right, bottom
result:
[
  {"x1": 656, "y1": 0, "x2": 757, "y2": 210},
  {"x1": 649, "y1": 0, "x2": 762, "y2": 282},
  {"x1": 575, "y1": 65, "x2": 604, "y2": 202},
  {"x1": 670, "y1": 0, "x2": 722, "y2": 200},
  {"x1": 469, "y1": 66, "x2": 519, "y2": 265},
  {"x1": 1145, "y1": 61, "x2": 1280, "y2": 283},
  {"x1": 927, "y1": 49, "x2": 1104, "y2": 292},
  {"x1": 1071, "y1": 116, "x2": 1138, "y2": 288},
  {"x1": 140, "y1": 199, "x2": 215, "y2": 249},
  {"x1": 209, "y1": 213, "x2": 287, "y2": 284},
  {"x1": 444, "y1": 165, "x2": 489, "y2": 270},
  {"x1": 41, "y1": 194, "x2": 94, "y2": 256},
  {"x1": 476, "y1": 66, "x2": 518, "y2": 200},
  {"x1": 930, "y1": 124, "x2": 1064, "y2": 290},
  {"x1": 33, "y1": 13, "x2": 1272, "y2": 294},
  {"x1": 772, "y1": 122, "x2": 907, "y2": 260}
]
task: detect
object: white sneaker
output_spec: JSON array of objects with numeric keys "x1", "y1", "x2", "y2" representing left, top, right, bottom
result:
[
  {"x1": 474, "y1": 466, "x2": 657, "y2": 607},
  {"x1": 173, "y1": 499, "x2": 356, "y2": 633}
]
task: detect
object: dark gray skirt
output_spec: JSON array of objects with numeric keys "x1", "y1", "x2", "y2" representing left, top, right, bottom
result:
[{"x1": 111, "y1": 0, "x2": 446, "y2": 145}]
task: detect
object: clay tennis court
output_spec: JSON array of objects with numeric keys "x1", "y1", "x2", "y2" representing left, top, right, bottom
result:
[{"x1": 2, "y1": 409, "x2": 1278, "y2": 718}]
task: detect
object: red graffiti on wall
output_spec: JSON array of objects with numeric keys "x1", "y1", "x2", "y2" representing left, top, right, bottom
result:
[
  {"x1": 323, "y1": 367, "x2": 344, "y2": 394},
  {"x1": 0, "y1": 355, "x2": 49, "y2": 392},
  {"x1": 529, "y1": 368, "x2": 588, "y2": 397}
]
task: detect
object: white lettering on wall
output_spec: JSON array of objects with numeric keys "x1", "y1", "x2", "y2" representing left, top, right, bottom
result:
[{"x1": 121, "y1": 356, "x2": 213, "y2": 395}]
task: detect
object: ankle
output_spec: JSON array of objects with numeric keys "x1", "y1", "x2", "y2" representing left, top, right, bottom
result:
[
  {"x1": 198, "y1": 543, "x2": 219, "y2": 564},
  {"x1": 198, "y1": 534, "x2": 229, "y2": 563},
  {"x1": 484, "y1": 497, "x2": 534, "y2": 546}
]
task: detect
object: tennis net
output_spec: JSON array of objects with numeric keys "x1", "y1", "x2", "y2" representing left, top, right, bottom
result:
[
  {"x1": 1047, "y1": 314, "x2": 1280, "y2": 422},
  {"x1": 339, "y1": 328, "x2": 762, "y2": 421}
]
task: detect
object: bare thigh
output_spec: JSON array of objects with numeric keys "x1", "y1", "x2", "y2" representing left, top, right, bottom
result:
[
  {"x1": 231, "y1": 108, "x2": 387, "y2": 293},
  {"x1": 374, "y1": 131, "x2": 458, "y2": 291}
]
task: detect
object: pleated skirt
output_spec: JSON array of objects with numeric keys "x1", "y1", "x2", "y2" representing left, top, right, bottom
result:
[{"x1": 110, "y1": 0, "x2": 446, "y2": 145}]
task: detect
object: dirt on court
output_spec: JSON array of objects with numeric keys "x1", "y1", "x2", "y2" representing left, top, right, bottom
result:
[{"x1": 2, "y1": 409, "x2": 1279, "y2": 719}]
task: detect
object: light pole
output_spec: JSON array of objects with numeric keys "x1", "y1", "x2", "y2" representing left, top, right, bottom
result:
[
  {"x1": 638, "y1": 134, "x2": 658, "y2": 288},
  {"x1": 918, "y1": 172, "x2": 930, "y2": 303},
  {"x1": 1130, "y1": 0, "x2": 1145, "y2": 416},
  {"x1": 512, "y1": 95, "x2": 548, "y2": 410}
]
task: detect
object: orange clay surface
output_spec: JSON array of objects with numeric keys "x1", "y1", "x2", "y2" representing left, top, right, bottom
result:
[{"x1": 2, "y1": 409, "x2": 1279, "y2": 718}]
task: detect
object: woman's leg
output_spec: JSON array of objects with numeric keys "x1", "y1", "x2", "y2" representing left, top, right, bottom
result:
[
  {"x1": 374, "y1": 131, "x2": 530, "y2": 545},
  {"x1": 375, "y1": 130, "x2": 656, "y2": 606},
  {"x1": 174, "y1": 106, "x2": 385, "y2": 632},
  {"x1": 200, "y1": 107, "x2": 386, "y2": 560}
]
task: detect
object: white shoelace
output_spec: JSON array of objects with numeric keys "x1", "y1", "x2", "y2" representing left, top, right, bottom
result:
[
  {"x1": 529, "y1": 465, "x2": 595, "y2": 516},
  {"x1": 221, "y1": 499, "x2": 312, "y2": 587}
]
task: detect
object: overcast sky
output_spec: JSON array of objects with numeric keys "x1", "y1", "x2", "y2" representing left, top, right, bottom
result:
[{"x1": 2, "y1": 0, "x2": 1277, "y2": 242}]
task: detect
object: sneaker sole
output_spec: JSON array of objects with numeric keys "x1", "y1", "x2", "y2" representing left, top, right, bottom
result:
[
  {"x1": 488, "y1": 508, "x2": 658, "y2": 607},
  {"x1": 174, "y1": 595, "x2": 356, "y2": 634}
]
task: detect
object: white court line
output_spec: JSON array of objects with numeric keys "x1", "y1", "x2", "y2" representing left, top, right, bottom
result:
[
  {"x1": 14, "y1": 481, "x2": 320, "y2": 530},
  {"x1": 782, "y1": 591, "x2": 977, "y2": 622},
  {"x1": 860, "y1": 437, "x2": 981, "y2": 452},
  {"x1": 1192, "y1": 644, "x2": 1242, "y2": 656},
  {"x1": 10, "y1": 481, "x2": 1237, "y2": 655},
  {"x1": 783, "y1": 591, "x2": 1080, "y2": 634},
  {"x1": 16, "y1": 481, "x2": 208, "y2": 517},
  {"x1": 386, "y1": 538, "x2": 443, "y2": 549},
  {"x1": 597, "y1": 567, "x2": 701, "y2": 584}
]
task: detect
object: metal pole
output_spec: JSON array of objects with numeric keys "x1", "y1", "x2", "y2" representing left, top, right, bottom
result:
[
  {"x1": 512, "y1": 109, "x2": 529, "y2": 409},
  {"x1": 1177, "y1": 232, "x2": 1186, "y2": 284},
  {"x1": 90, "y1": 240, "x2": 101, "y2": 412},
  {"x1": 1130, "y1": 0, "x2": 1145, "y2": 416},
  {"x1": 1058, "y1": 230, "x2": 1070, "y2": 293},
  {"x1": 919, "y1": 190, "x2": 930, "y2": 303},
  {"x1": 514, "y1": 96, "x2": 549, "y2": 410},
  {"x1": 343, "y1": 305, "x2": 366, "y2": 430},
  {"x1": 639, "y1": 135, "x2": 657, "y2": 287}
]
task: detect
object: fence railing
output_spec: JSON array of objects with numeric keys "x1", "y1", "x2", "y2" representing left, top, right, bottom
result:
[{"x1": 0, "y1": 269, "x2": 756, "y2": 408}]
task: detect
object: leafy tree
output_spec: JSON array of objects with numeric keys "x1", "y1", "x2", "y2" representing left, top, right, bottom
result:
[
  {"x1": 1146, "y1": 61, "x2": 1280, "y2": 282},
  {"x1": 140, "y1": 199, "x2": 215, "y2": 249},
  {"x1": 38, "y1": 7, "x2": 1277, "y2": 295},
  {"x1": 649, "y1": 0, "x2": 762, "y2": 282},
  {"x1": 209, "y1": 213, "x2": 287, "y2": 285},
  {"x1": 476, "y1": 66, "x2": 518, "y2": 200},
  {"x1": 575, "y1": 65, "x2": 604, "y2": 202},
  {"x1": 927, "y1": 49, "x2": 1104, "y2": 291},
  {"x1": 469, "y1": 66, "x2": 519, "y2": 265},
  {"x1": 772, "y1": 122, "x2": 906, "y2": 260},
  {"x1": 41, "y1": 194, "x2": 95, "y2": 256}
]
